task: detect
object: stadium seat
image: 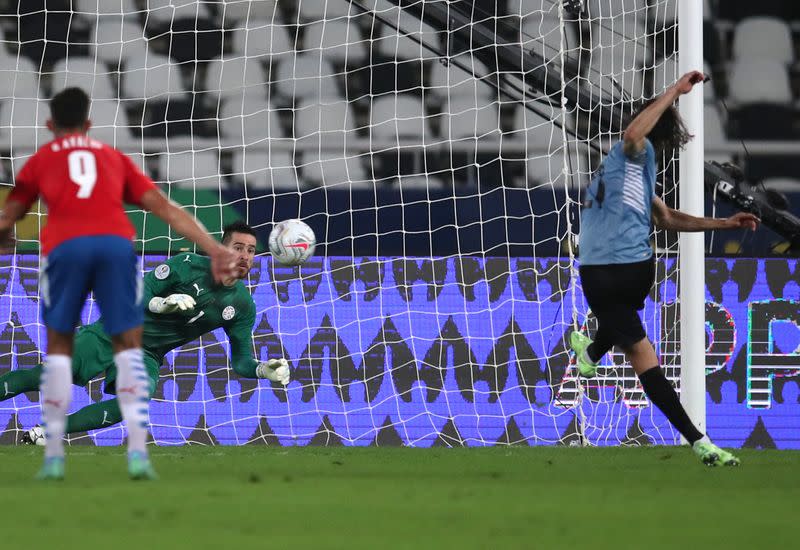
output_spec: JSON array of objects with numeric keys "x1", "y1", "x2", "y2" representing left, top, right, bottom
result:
[
  {"x1": 0, "y1": 58, "x2": 42, "y2": 100},
  {"x1": 586, "y1": 44, "x2": 647, "y2": 100},
  {"x1": 293, "y1": 100, "x2": 357, "y2": 150},
  {"x1": 369, "y1": 94, "x2": 431, "y2": 145},
  {"x1": 520, "y1": 12, "x2": 579, "y2": 59},
  {"x1": 122, "y1": 54, "x2": 186, "y2": 100},
  {"x1": 442, "y1": 97, "x2": 502, "y2": 140},
  {"x1": 704, "y1": 105, "x2": 727, "y2": 148},
  {"x1": 0, "y1": 98, "x2": 51, "y2": 149},
  {"x1": 231, "y1": 20, "x2": 294, "y2": 59},
  {"x1": 729, "y1": 103, "x2": 796, "y2": 140},
  {"x1": 18, "y1": 0, "x2": 78, "y2": 65},
  {"x1": 302, "y1": 153, "x2": 368, "y2": 188},
  {"x1": 761, "y1": 178, "x2": 800, "y2": 191},
  {"x1": 525, "y1": 153, "x2": 565, "y2": 188},
  {"x1": 142, "y1": 0, "x2": 213, "y2": 26},
  {"x1": 426, "y1": 56, "x2": 495, "y2": 100},
  {"x1": 205, "y1": 56, "x2": 267, "y2": 100},
  {"x1": 159, "y1": 149, "x2": 222, "y2": 189},
  {"x1": 375, "y1": 17, "x2": 443, "y2": 60},
  {"x1": 512, "y1": 107, "x2": 565, "y2": 151},
  {"x1": 646, "y1": 0, "x2": 677, "y2": 27},
  {"x1": 728, "y1": 59, "x2": 792, "y2": 105},
  {"x1": 297, "y1": 0, "x2": 359, "y2": 22},
  {"x1": 92, "y1": 16, "x2": 150, "y2": 64},
  {"x1": 218, "y1": 97, "x2": 283, "y2": 144},
  {"x1": 231, "y1": 149, "x2": 299, "y2": 190},
  {"x1": 50, "y1": 58, "x2": 117, "y2": 99},
  {"x1": 273, "y1": 53, "x2": 341, "y2": 100},
  {"x1": 302, "y1": 20, "x2": 365, "y2": 62},
  {"x1": 220, "y1": 0, "x2": 280, "y2": 27},
  {"x1": 86, "y1": 99, "x2": 133, "y2": 147},
  {"x1": 651, "y1": 55, "x2": 678, "y2": 95},
  {"x1": 75, "y1": 0, "x2": 138, "y2": 16},
  {"x1": 732, "y1": 17, "x2": 793, "y2": 65}
]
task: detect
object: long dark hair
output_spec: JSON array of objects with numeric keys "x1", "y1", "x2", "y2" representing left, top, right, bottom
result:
[{"x1": 629, "y1": 99, "x2": 693, "y2": 154}]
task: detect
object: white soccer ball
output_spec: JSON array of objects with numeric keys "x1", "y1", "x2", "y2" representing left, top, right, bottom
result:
[{"x1": 268, "y1": 219, "x2": 316, "y2": 266}]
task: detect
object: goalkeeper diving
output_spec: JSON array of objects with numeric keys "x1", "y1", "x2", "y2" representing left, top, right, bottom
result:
[{"x1": 0, "y1": 221, "x2": 290, "y2": 443}]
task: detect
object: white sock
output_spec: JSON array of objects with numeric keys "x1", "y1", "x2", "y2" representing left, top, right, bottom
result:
[
  {"x1": 40, "y1": 354, "x2": 72, "y2": 459},
  {"x1": 114, "y1": 348, "x2": 150, "y2": 455},
  {"x1": 692, "y1": 434, "x2": 712, "y2": 448}
]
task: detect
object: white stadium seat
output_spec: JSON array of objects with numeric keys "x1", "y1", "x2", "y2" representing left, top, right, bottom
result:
[
  {"x1": 273, "y1": 53, "x2": 341, "y2": 100},
  {"x1": 427, "y1": 57, "x2": 494, "y2": 99},
  {"x1": 376, "y1": 17, "x2": 441, "y2": 60},
  {"x1": 651, "y1": 55, "x2": 678, "y2": 95},
  {"x1": 159, "y1": 150, "x2": 221, "y2": 189},
  {"x1": 302, "y1": 20, "x2": 365, "y2": 62},
  {"x1": 302, "y1": 153, "x2": 368, "y2": 188},
  {"x1": 442, "y1": 96, "x2": 502, "y2": 140},
  {"x1": 232, "y1": 149, "x2": 299, "y2": 189},
  {"x1": 231, "y1": 20, "x2": 294, "y2": 59},
  {"x1": 294, "y1": 99, "x2": 357, "y2": 150},
  {"x1": 50, "y1": 57, "x2": 117, "y2": 99},
  {"x1": 87, "y1": 99, "x2": 133, "y2": 147},
  {"x1": 122, "y1": 54, "x2": 185, "y2": 100},
  {"x1": 75, "y1": 0, "x2": 138, "y2": 16},
  {"x1": 703, "y1": 105, "x2": 727, "y2": 148},
  {"x1": 297, "y1": 0, "x2": 357, "y2": 22},
  {"x1": 732, "y1": 17, "x2": 794, "y2": 65},
  {"x1": 521, "y1": 12, "x2": 579, "y2": 58},
  {"x1": 0, "y1": 58, "x2": 42, "y2": 100},
  {"x1": 143, "y1": 0, "x2": 212, "y2": 25},
  {"x1": 205, "y1": 56, "x2": 267, "y2": 100},
  {"x1": 729, "y1": 59, "x2": 792, "y2": 105},
  {"x1": 369, "y1": 94, "x2": 431, "y2": 145},
  {"x1": 0, "y1": 98, "x2": 51, "y2": 149},
  {"x1": 92, "y1": 16, "x2": 150, "y2": 64},
  {"x1": 219, "y1": 97, "x2": 282, "y2": 144},
  {"x1": 220, "y1": 0, "x2": 279, "y2": 26}
]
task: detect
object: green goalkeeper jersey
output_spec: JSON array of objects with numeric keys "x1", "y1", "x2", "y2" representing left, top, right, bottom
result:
[{"x1": 140, "y1": 253, "x2": 259, "y2": 374}]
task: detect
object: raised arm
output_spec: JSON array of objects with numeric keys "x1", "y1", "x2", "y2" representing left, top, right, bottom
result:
[
  {"x1": 623, "y1": 71, "x2": 705, "y2": 157},
  {"x1": 651, "y1": 196, "x2": 760, "y2": 232},
  {"x1": 139, "y1": 189, "x2": 236, "y2": 284}
]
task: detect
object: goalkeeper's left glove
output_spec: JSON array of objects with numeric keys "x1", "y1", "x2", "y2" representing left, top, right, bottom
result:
[{"x1": 256, "y1": 358, "x2": 290, "y2": 385}]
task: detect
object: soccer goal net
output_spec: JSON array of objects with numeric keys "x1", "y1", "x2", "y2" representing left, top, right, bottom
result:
[{"x1": 0, "y1": 0, "x2": 687, "y2": 447}]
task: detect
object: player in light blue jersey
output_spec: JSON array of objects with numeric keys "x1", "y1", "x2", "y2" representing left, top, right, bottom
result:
[{"x1": 571, "y1": 71, "x2": 760, "y2": 466}]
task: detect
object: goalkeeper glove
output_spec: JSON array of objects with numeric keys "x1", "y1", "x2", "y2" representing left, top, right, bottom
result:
[
  {"x1": 149, "y1": 294, "x2": 196, "y2": 314},
  {"x1": 256, "y1": 358, "x2": 290, "y2": 386}
]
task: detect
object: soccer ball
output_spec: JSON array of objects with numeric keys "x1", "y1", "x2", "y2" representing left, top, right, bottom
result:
[{"x1": 268, "y1": 219, "x2": 316, "y2": 266}]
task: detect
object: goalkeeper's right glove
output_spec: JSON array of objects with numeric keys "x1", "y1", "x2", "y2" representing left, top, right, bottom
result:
[
  {"x1": 256, "y1": 358, "x2": 290, "y2": 386},
  {"x1": 149, "y1": 294, "x2": 196, "y2": 314}
]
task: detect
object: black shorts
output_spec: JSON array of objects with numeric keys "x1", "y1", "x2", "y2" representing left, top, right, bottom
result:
[{"x1": 579, "y1": 258, "x2": 655, "y2": 349}]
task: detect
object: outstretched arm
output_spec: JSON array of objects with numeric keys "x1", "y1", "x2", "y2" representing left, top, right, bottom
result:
[
  {"x1": 139, "y1": 189, "x2": 236, "y2": 284},
  {"x1": 226, "y1": 307, "x2": 290, "y2": 385},
  {"x1": 623, "y1": 71, "x2": 705, "y2": 157},
  {"x1": 652, "y1": 196, "x2": 760, "y2": 232}
]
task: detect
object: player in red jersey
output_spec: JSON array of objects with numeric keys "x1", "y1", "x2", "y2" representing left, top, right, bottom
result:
[{"x1": 0, "y1": 88, "x2": 236, "y2": 480}]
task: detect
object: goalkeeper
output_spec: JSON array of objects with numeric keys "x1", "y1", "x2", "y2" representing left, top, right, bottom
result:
[{"x1": 0, "y1": 221, "x2": 290, "y2": 443}]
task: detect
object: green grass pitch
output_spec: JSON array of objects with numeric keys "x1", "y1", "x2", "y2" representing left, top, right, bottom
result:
[{"x1": 0, "y1": 446, "x2": 797, "y2": 549}]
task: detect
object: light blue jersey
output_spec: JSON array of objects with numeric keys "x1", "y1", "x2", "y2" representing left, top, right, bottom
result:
[{"x1": 579, "y1": 139, "x2": 657, "y2": 265}]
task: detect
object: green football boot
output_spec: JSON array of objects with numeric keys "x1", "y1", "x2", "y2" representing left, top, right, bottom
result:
[
  {"x1": 36, "y1": 456, "x2": 65, "y2": 481},
  {"x1": 569, "y1": 331, "x2": 599, "y2": 378},
  {"x1": 693, "y1": 441, "x2": 740, "y2": 467},
  {"x1": 128, "y1": 451, "x2": 158, "y2": 481}
]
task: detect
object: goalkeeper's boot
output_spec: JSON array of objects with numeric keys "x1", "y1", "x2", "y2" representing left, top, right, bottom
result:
[
  {"x1": 21, "y1": 425, "x2": 46, "y2": 446},
  {"x1": 36, "y1": 456, "x2": 65, "y2": 481},
  {"x1": 569, "y1": 331, "x2": 598, "y2": 378},
  {"x1": 128, "y1": 451, "x2": 158, "y2": 481},
  {"x1": 693, "y1": 440, "x2": 740, "y2": 467}
]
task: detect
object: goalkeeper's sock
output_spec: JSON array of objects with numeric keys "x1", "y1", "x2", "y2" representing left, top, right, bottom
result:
[
  {"x1": 639, "y1": 366, "x2": 704, "y2": 444},
  {"x1": 114, "y1": 348, "x2": 150, "y2": 455},
  {"x1": 40, "y1": 355, "x2": 72, "y2": 459},
  {"x1": 66, "y1": 398, "x2": 123, "y2": 433},
  {"x1": 0, "y1": 364, "x2": 42, "y2": 400}
]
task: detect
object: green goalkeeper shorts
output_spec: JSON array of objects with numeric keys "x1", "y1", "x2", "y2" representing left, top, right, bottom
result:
[{"x1": 72, "y1": 323, "x2": 160, "y2": 396}]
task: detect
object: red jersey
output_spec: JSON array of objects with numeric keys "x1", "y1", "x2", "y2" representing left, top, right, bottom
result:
[{"x1": 8, "y1": 133, "x2": 157, "y2": 255}]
